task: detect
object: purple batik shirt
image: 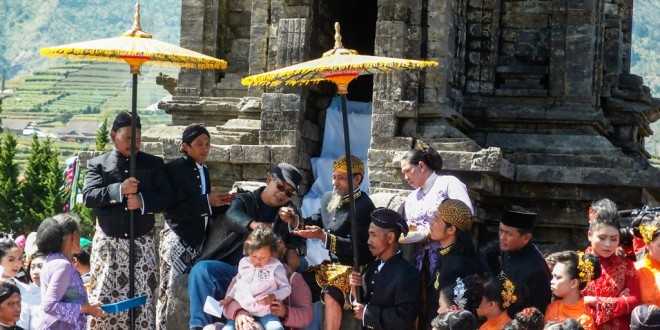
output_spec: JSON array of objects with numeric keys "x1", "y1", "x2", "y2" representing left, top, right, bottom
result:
[
  {"x1": 403, "y1": 173, "x2": 473, "y2": 275},
  {"x1": 39, "y1": 253, "x2": 88, "y2": 330}
]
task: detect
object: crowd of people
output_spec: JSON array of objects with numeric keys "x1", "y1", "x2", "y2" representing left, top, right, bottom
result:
[{"x1": 0, "y1": 111, "x2": 659, "y2": 330}]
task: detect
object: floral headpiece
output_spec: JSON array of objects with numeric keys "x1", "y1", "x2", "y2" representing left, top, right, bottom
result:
[
  {"x1": 639, "y1": 224, "x2": 659, "y2": 245},
  {"x1": 499, "y1": 273, "x2": 517, "y2": 309},
  {"x1": 453, "y1": 277, "x2": 468, "y2": 310},
  {"x1": 576, "y1": 252, "x2": 595, "y2": 284}
]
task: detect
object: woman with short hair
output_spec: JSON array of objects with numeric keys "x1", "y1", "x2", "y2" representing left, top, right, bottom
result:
[{"x1": 37, "y1": 214, "x2": 104, "y2": 329}]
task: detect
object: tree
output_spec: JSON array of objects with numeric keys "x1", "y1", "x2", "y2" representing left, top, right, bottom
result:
[
  {"x1": 0, "y1": 133, "x2": 19, "y2": 231},
  {"x1": 20, "y1": 135, "x2": 65, "y2": 231},
  {"x1": 95, "y1": 117, "x2": 109, "y2": 151}
]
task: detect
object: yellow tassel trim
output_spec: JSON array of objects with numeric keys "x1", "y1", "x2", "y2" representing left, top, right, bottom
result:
[{"x1": 241, "y1": 58, "x2": 439, "y2": 88}]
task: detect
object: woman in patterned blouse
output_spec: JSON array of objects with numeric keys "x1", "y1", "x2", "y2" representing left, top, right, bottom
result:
[
  {"x1": 582, "y1": 215, "x2": 640, "y2": 329},
  {"x1": 36, "y1": 214, "x2": 105, "y2": 330}
]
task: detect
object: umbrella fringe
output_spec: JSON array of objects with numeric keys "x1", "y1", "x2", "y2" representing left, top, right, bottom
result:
[
  {"x1": 241, "y1": 59, "x2": 438, "y2": 87},
  {"x1": 40, "y1": 48, "x2": 227, "y2": 70}
]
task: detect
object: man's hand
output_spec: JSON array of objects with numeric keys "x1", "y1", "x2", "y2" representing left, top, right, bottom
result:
[
  {"x1": 292, "y1": 225, "x2": 325, "y2": 240},
  {"x1": 235, "y1": 310, "x2": 258, "y2": 330},
  {"x1": 121, "y1": 177, "x2": 139, "y2": 195},
  {"x1": 349, "y1": 271, "x2": 363, "y2": 287},
  {"x1": 278, "y1": 207, "x2": 299, "y2": 227},
  {"x1": 209, "y1": 191, "x2": 234, "y2": 207},
  {"x1": 126, "y1": 194, "x2": 142, "y2": 210},
  {"x1": 270, "y1": 300, "x2": 288, "y2": 318},
  {"x1": 352, "y1": 303, "x2": 365, "y2": 320}
]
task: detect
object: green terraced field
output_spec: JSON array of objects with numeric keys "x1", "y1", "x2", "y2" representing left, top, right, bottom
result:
[{"x1": 2, "y1": 62, "x2": 174, "y2": 130}]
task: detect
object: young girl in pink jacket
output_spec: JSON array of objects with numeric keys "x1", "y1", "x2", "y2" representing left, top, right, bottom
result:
[{"x1": 222, "y1": 228, "x2": 291, "y2": 330}]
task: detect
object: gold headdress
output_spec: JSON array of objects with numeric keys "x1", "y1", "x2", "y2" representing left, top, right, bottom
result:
[
  {"x1": 639, "y1": 224, "x2": 659, "y2": 245},
  {"x1": 500, "y1": 273, "x2": 518, "y2": 309},
  {"x1": 332, "y1": 155, "x2": 364, "y2": 175},
  {"x1": 576, "y1": 252, "x2": 595, "y2": 284}
]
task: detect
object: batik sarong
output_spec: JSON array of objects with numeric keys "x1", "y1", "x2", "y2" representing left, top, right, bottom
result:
[
  {"x1": 155, "y1": 226, "x2": 199, "y2": 330},
  {"x1": 87, "y1": 227, "x2": 158, "y2": 330}
]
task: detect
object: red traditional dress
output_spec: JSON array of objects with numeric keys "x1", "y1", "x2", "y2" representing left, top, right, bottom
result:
[{"x1": 581, "y1": 249, "x2": 640, "y2": 330}]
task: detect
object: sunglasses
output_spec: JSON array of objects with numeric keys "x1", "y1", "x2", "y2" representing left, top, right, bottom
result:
[{"x1": 275, "y1": 181, "x2": 296, "y2": 198}]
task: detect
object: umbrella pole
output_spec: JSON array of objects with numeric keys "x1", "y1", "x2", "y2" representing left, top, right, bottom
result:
[
  {"x1": 339, "y1": 94, "x2": 361, "y2": 304},
  {"x1": 128, "y1": 71, "x2": 138, "y2": 330}
]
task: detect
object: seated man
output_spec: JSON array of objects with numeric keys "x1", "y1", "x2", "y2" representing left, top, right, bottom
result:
[
  {"x1": 350, "y1": 208, "x2": 420, "y2": 330},
  {"x1": 283, "y1": 155, "x2": 375, "y2": 330},
  {"x1": 187, "y1": 163, "x2": 303, "y2": 330}
]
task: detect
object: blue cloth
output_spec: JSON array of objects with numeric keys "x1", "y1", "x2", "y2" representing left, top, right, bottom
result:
[
  {"x1": 188, "y1": 260, "x2": 238, "y2": 329},
  {"x1": 301, "y1": 96, "x2": 372, "y2": 217},
  {"x1": 222, "y1": 314, "x2": 284, "y2": 330}
]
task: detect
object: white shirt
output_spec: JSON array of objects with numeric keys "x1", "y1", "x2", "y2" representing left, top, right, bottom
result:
[{"x1": 196, "y1": 162, "x2": 207, "y2": 194}]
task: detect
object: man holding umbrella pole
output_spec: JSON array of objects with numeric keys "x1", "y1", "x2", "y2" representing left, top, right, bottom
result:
[{"x1": 83, "y1": 111, "x2": 173, "y2": 329}]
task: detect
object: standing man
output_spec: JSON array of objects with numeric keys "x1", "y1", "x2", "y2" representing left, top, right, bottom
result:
[
  {"x1": 83, "y1": 111, "x2": 172, "y2": 329},
  {"x1": 349, "y1": 208, "x2": 420, "y2": 330},
  {"x1": 482, "y1": 207, "x2": 552, "y2": 316}
]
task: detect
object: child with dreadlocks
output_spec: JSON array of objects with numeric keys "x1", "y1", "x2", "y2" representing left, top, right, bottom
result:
[
  {"x1": 476, "y1": 274, "x2": 517, "y2": 330},
  {"x1": 545, "y1": 251, "x2": 600, "y2": 330}
]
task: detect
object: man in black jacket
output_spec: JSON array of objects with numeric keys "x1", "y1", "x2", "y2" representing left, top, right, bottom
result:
[
  {"x1": 481, "y1": 208, "x2": 552, "y2": 317},
  {"x1": 285, "y1": 155, "x2": 375, "y2": 330},
  {"x1": 187, "y1": 163, "x2": 303, "y2": 330},
  {"x1": 83, "y1": 111, "x2": 172, "y2": 330},
  {"x1": 350, "y1": 208, "x2": 420, "y2": 330}
]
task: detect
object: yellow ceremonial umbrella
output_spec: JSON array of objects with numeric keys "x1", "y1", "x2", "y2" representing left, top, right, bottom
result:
[
  {"x1": 242, "y1": 22, "x2": 438, "y2": 296},
  {"x1": 39, "y1": 2, "x2": 226, "y2": 327}
]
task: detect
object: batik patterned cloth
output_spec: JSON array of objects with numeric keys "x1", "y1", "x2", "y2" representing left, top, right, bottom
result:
[
  {"x1": 39, "y1": 253, "x2": 87, "y2": 330},
  {"x1": 87, "y1": 228, "x2": 158, "y2": 330},
  {"x1": 156, "y1": 226, "x2": 199, "y2": 330},
  {"x1": 582, "y1": 249, "x2": 640, "y2": 330}
]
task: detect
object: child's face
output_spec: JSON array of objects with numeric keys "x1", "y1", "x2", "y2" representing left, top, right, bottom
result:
[
  {"x1": 249, "y1": 246, "x2": 273, "y2": 268},
  {"x1": 436, "y1": 291, "x2": 454, "y2": 315},
  {"x1": 588, "y1": 225, "x2": 619, "y2": 258},
  {"x1": 551, "y1": 262, "x2": 577, "y2": 298},
  {"x1": 476, "y1": 297, "x2": 497, "y2": 318},
  {"x1": 0, "y1": 248, "x2": 22, "y2": 279},
  {"x1": 29, "y1": 256, "x2": 45, "y2": 286}
]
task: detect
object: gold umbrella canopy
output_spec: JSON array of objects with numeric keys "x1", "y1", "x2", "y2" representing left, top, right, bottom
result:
[
  {"x1": 241, "y1": 22, "x2": 438, "y2": 93},
  {"x1": 39, "y1": 1, "x2": 227, "y2": 72}
]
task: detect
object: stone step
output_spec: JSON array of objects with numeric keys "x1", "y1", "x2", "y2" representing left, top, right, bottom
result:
[{"x1": 505, "y1": 152, "x2": 639, "y2": 168}]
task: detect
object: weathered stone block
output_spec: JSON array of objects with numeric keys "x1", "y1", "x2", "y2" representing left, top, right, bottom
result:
[
  {"x1": 242, "y1": 145, "x2": 271, "y2": 163},
  {"x1": 261, "y1": 93, "x2": 281, "y2": 111},
  {"x1": 242, "y1": 164, "x2": 271, "y2": 179},
  {"x1": 207, "y1": 145, "x2": 231, "y2": 162},
  {"x1": 259, "y1": 130, "x2": 299, "y2": 145},
  {"x1": 370, "y1": 114, "x2": 397, "y2": 137},
  {"x1": 261, "y1": 110, "x2": 301, "y2": 130},
  {"x1": 270, "y1": 145, "x2": 298, "y2": 165},
  {"x1": 368, "y1": 149, "x2": 408, "y2": 168},
  {"x1": 370, "y1": 137, "x2": 413, "y2": 150}
]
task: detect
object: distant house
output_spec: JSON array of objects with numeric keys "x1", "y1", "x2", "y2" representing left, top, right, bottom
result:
[
  {"x1": 22, "y1": 122, "x2": 52, "y2": 138},
  {"x1": 55, "y1": 119, "x2": 99, "y2": 141},
  {"x1": 2, "y1": 119, "x2": 33, "y2": 134}
]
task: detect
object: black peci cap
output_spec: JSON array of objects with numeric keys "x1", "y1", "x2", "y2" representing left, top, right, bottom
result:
[{"x1": 112, "y1": 111, "x2": 141, "y2": 132}]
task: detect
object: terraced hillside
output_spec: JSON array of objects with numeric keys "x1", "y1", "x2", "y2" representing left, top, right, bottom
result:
[{"x1": 2, "y1": 62, "x2": 174, "y2": 128}]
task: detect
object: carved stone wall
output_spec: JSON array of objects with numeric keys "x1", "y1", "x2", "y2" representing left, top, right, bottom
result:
[{"x1": 158, "y1": 0, "x2": 660, "y2": 250}]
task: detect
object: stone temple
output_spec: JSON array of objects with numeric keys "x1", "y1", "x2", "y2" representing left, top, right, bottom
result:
[{"x1": 147, "y1": 0, "x2": 660, "y2": 249}]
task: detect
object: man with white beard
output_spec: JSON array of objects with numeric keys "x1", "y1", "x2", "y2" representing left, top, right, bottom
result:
[{"x1": 282, "y1": 155, "x2": 375, "y2": 330}]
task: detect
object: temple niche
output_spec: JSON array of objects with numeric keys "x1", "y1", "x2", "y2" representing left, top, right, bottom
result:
[{"x1": 149, "y1": 0, "x2": 660, "y2": 249}]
